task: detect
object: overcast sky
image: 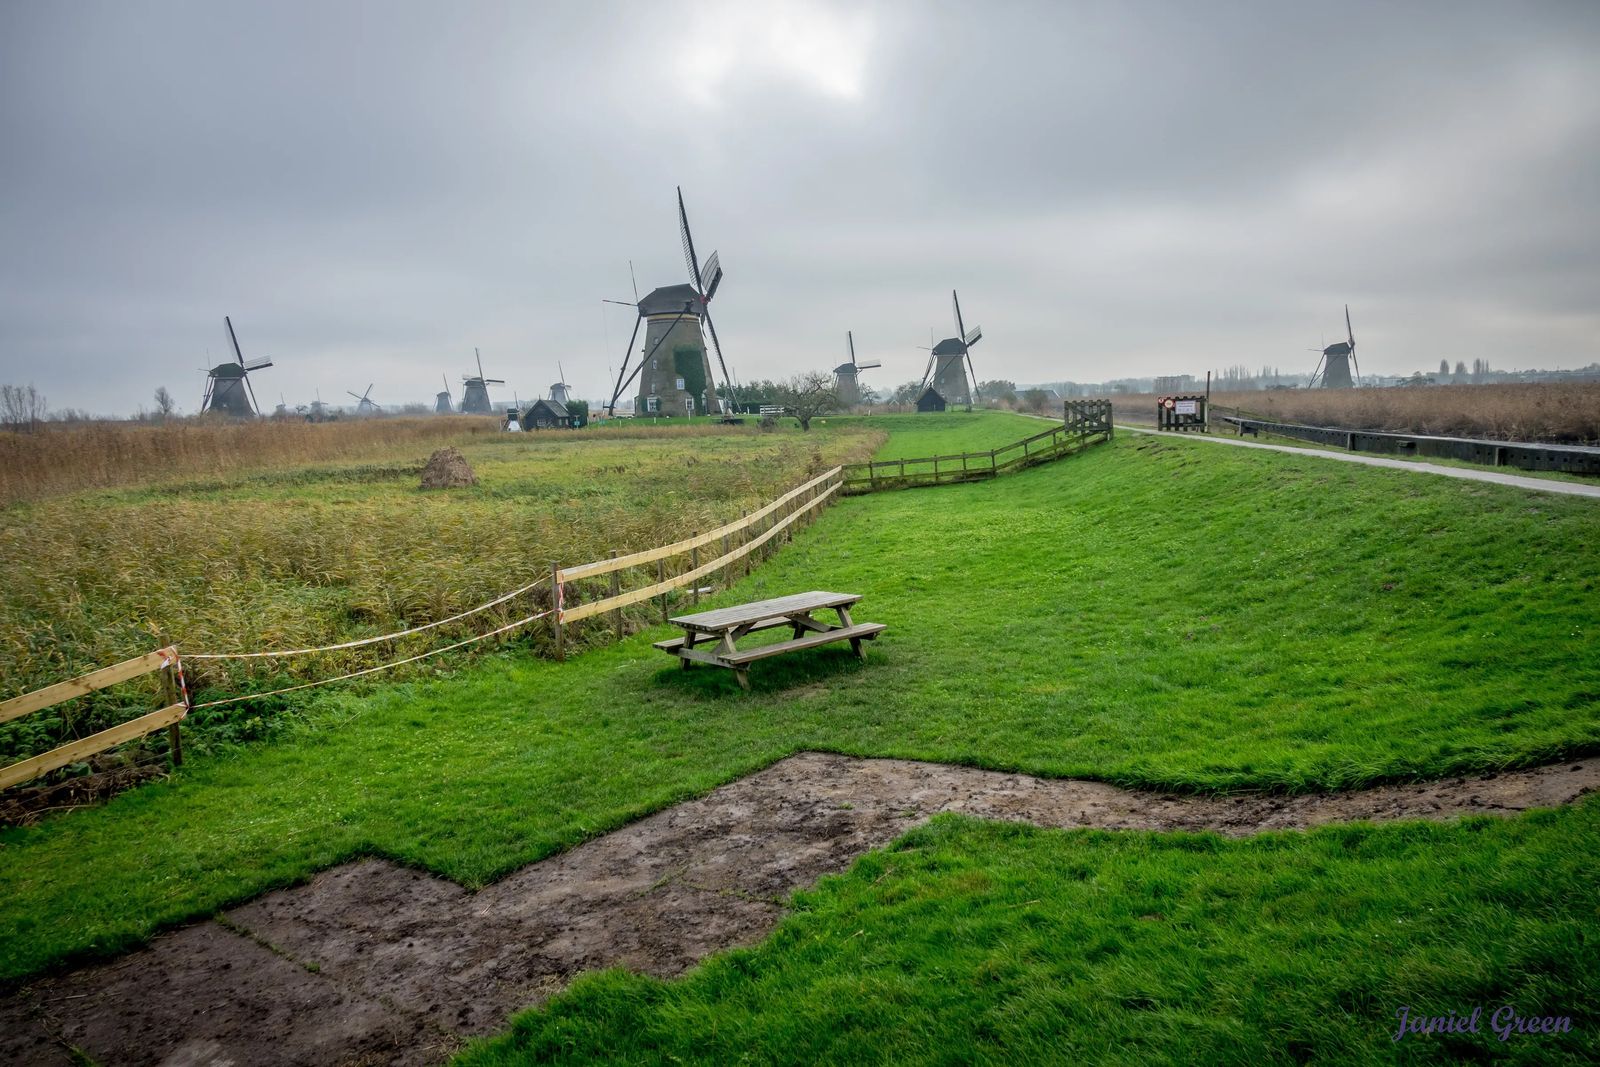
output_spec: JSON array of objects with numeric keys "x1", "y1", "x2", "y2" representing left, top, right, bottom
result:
[{"x1": 2, "y1": 1, "x2": 1597, "y2": 415}]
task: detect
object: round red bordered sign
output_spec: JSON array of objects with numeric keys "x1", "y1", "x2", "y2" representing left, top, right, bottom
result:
[{"x1": 1163, "y1": 397, "x2": 1176, "y2": 410}]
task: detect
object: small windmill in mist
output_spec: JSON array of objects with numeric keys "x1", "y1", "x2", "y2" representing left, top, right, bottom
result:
[
  {"x1": 1308, "y1": 305, "x2": 1360, "y2": 388},
  {"x1": 346, "y1": 384, "x2": 380, "y2": 415},
  {"x1": 200, "y1": 316, "x2": 274, "y2": 416},
  {"x1": 435, "y1": 375, "x2": 454, "y2": 414},
  {"x1": 917, "y1": 291, "x2": 983, "y2": 407},
  {"x1": 833, "y1": 332, "x2": 881, "y2": 408},
  {"x1": 461, "y1": 349, "x2": 505, "y2": 414}
]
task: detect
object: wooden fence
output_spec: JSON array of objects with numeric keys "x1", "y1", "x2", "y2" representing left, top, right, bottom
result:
[
  {"x1": 840, "y1": 401, "x2": 1114, "y2": 494},
  {"x1": 551, "y1": 466, "x2": 845, "y2": 654},
  {"x1": 0, "y1": 648, "x2": 187, "y2": 790}
]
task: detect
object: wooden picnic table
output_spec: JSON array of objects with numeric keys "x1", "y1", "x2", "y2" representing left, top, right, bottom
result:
[{"x1": 654, "y1": 590, "x2": 886, "y2": 691}]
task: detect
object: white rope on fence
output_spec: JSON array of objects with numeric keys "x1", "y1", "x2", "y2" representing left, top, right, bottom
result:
[
  {"x1": 186, "y1": 576, "x2": 550, "y2": 660},
  {"x1": 189, "y1": 607, "x2": 555, "y2": 709}
]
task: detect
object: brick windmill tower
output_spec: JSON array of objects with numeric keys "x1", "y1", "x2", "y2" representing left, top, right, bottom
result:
[
  {"x1": 917, "y1": 290, "x2": 983, "y2": 409},
  {"x1": 606, "y1": 188, "x2": 736, "y2": 417}
]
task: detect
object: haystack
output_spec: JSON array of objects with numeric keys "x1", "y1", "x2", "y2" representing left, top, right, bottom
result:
[{"x1": 420, "y1": 447, "x2": 478, "y2": 490}]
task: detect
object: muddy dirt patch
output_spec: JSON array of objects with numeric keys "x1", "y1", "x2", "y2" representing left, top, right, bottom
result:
[{"x1": 5, "y1": 753, "x2": 1595, "y2": 1065}]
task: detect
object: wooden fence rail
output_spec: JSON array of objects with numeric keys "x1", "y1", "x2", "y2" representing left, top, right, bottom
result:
[
  {"x1": 0, "y1": 647, "x2": 187, "y2": 791},
  {"x1": 840, "y1": 401, "x2": 1114, "y2": 494},
  {"x1": 555, "y1": 467, "x2": 844, "y2": 630}
]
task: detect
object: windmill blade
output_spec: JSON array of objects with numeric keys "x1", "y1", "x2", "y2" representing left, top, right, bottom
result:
[
  {"x1": 602, "y1": 298, "x2": 638, "y2": 307},
  {"x1": 347, "y1": 391, "x2": 366, "y2": 402},
  {"x1": 700, "y1": 250, "x2": 723, "y2": 303},
  {"x1": 1345, "y1": 304, "x2": 1355, "y2": 349},
  {"x1": 963, "y1": 325, "x2": 983, "y2": 347},
  {"x1": 629, "y1": 259, "x2": 639, "y2": 303},
  {"x1": 484, "y1": 378, "x2": 506, "y2": 386},
  {"x1": 362, "y1": 384, "x2": 374, "y2": 403},
  {"x1": 919, "y1": 352, "x2": 936, "y2": 389},
  {"x1": 701, "y1": 305, "x2": 736, "y2": 402},
  {"x1": 442, "y1": 373, "x2": 451, "y2": 398},
  {"x1": 475, "y1": 348, "x2": 486, "y2": 382},
  {"x1": 242, "y1": 371, "x2": 259, "y2": 415},
  {"x1": 856, "y1": 360, "x2": 882, "y2": 371},
  {"x1": 847, "y1": 331, "x2": 856, "y2": 367},
  {"x1": 607, "y1": 313, "x2": 644, "y2": 415},
  {"x1": 225, "y1": 316, "x2": 245, "y2": 365},
  {"x1": 951, "y1": 291, "x2": 968, "y2": 351},
  {"x1": 242, "y1": 357, "x2": 273, "y2": 371},
  {"x1": 677, "y1": 186, "x2": 705, "y2": 294}
]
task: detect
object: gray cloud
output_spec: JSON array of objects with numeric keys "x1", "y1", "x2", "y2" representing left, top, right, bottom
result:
[{"x1": 2, "y1": 0, "x2": 1597, "y2": 415}]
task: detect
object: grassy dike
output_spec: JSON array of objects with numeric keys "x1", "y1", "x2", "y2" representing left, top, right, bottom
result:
[{"x1": 2, "y1": 421, "x2": 1597, "y2": 992}]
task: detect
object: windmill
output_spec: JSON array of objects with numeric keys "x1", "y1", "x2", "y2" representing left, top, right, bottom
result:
[
  {"x1": 1308, "y1": 305, "x2": 1360, "y2": 389},
  {"x1": 918, "y1": 290, "x2": 983, "y2": 408},
  {"x1": 550, "y1": 362, "x2": 573, "y2": 407},
  {"x1": 605, "y1": 187, "x2": 736, "y2": 417},
  {"x1": 833, "y1": 331, "x2": 881, "y2": 408},
  {"x1": 346, "y1": 384, "x2": 380, "y2": 415},
  {"x1": 435, "y1": 374, "x2": 454, "y2": 414},
  {"x1": 200, "y1": 316, "x2": 273, "y2": 416},
  {"x1": 461, "y1": 348, "x2": 505, "y2": 414}
]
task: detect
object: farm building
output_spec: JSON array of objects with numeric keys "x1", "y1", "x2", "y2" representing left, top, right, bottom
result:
[
  {"x1": 916, "y1": 387, "x2": 946, "y2": 413},
  {"x1": 523, "y1": 397, "x2": 576, "y2": 429}
]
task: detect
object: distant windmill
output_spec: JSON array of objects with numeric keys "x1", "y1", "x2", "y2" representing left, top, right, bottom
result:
[
  {"x1": 833, "y1": 332, "x2": 881, "y2": 408},
  {"x1": 461, "y1": 348, "x2": 505, "y2": 415},
  {"x1": 550, "y1": 362, "x2": 573, "y2": 407},
  {"x1": 1308, "y1": 305, "x2": 1360, "y2": 389},
  {"x1": 918, "y1": 291, "x2": 983, "y2": 408},
  {"x1": 346, "y1": 384, "x2": 380, "y2": 415},
  {"x1": 435, "y1": 374, "x2": 454, "y2": 414},
  {"x1": 273, "y1": 393, "x2": 289, "y2": 418},
  {"x1": 605, "y1": 187, "x2": 736, "y2": 417},
  {"x1": 201, "y1": 316, "x2": 274, "y2": 416}
]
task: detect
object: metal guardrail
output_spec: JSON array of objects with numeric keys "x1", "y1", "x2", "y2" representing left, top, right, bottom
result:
[{"x1": 1219, "y1": 416, "x2": 1600, "y2": 476}]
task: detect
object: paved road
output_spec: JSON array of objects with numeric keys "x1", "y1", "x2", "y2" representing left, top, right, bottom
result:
[{"x1": 1114, "y1": 423, "x2": 1600, "y2": 499}]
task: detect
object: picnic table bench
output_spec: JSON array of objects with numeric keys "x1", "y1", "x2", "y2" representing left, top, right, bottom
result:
[{"x1": 653, "y1": 590, "x2": 886, "y2": 691}]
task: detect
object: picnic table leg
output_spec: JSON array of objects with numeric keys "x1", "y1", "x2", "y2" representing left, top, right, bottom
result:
[
  {"x1": 735, "y1": 668, "x2": 751, "y2": 692},
  {"x1": 850, "y1": 636, "x2": 866, "y2": 661},
  {"x1": 836, "y1": 604, "x2": 854, "y2": 628},
  {"x1": 681, "y1": 630, "x2": 696, "y2": 670}
]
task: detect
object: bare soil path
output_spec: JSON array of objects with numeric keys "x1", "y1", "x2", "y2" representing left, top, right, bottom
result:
[{"x1": 4, "y1": 752, "x2": 1595, "y2": 1066}]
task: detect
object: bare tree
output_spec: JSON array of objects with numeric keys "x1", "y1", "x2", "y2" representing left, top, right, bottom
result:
[
  {"x1": 0, "y1": 384, "x2": 48, "y2": 432},
  {"x1": 153, "y1": 386, "x2": 176, "y2": 419},
  {"x1": 776, "y1": 371, "x2": 840, "y2": 431}
]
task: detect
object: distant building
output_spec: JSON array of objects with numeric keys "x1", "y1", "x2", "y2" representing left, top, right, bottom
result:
[{"x1": 916, "y1": 387, "x2": 947, "y2": 413}]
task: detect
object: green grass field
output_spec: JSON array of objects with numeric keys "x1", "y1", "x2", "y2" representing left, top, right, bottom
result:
[
  {"x1": 464, "y1": 806, "x2": 1599, "y2": 1064},
  {"x1": 3, "y1": 415, "x2": 1596, "y2": 998}
]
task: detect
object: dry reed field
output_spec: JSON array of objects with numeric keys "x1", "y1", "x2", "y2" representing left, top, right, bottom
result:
[
  {"x1": 0, "y1": 420, "x2": 882, "y2": 764},
  {"x1": 0, "y1": 415, "x2": 819, "y2": 506},
  {"x1": 1112, "y1": 381, "x2": 1600, "y2": 442}
]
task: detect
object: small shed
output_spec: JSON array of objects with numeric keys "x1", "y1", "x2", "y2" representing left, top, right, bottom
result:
[
  {"x1": 915, "y1": 387, "x2": 946, "y2": 413},
  {"x1": 524, "y1": 397, "x2": 575, "y2": 430}
]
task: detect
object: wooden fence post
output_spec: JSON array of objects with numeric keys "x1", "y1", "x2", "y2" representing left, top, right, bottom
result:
[
  {"x1": 722, "y1": 530, "x2": 732, "y2": 589},
  {"x1": 160, "y1": 666, "x2": 182, "y2": 767},
  {"x1": 657, "y1": 558, "x2": 668, "y2": 623},
  {"x1": 609, "y1": 551, "x2": 622, "y2": 642},
  {"x1": 741, "y1": 510, "x2": 751, "y2": 578},
  {"x1": 551, "y1": 561, "x2": 564, "y2": 661},
  {"x1": 691, "y1": 537, "x2": 700, "y2": 603}
]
